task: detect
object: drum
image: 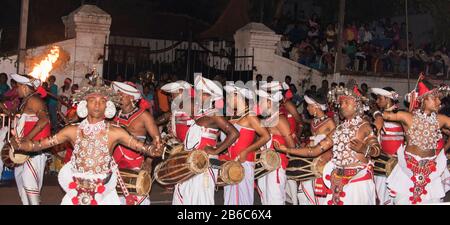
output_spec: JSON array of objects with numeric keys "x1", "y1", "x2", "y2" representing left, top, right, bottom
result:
[
  {"x1": 373, "y1": 153, "x2": 398, "y2": 176},
  {"x1": 1, "y1": 143, "x2": 16, "y2": 168},
  {"x1": 2, "y1": 144, "x2": 30, "y2": 166},
  {"x1": 0, "y1": 114, "x2": 29, "y2": 167},
  {"x1": 254, "y1": 150, "x2": 281, "y2": 180},
  {"x1": 116, "y1": 169, "x2": 152, "y2": 196},
  {"x1": 154, "y1": 150, "x2": 209, "y2": 186},
  {"x1": 162, "y1": 137, "x2": 184, "y2": 160},
  {"x1": 286, "y1": 150, "x2": 332, "y2": 182},
  {"x1": 212, "y1": 160, "x2": 245, "y2": 187}
]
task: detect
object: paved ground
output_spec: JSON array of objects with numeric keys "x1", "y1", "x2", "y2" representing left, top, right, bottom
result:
[
  {"x1": 0, "y1": 173, "x2": 263, "y2": 205},
  {"x1": 1, "y1": 173, "x2": 448, "y2": 205}
]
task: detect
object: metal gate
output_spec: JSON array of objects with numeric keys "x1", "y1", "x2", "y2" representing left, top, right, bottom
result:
[{"x1": 102, "y1": 38, "x2": 254, "y2": 84}]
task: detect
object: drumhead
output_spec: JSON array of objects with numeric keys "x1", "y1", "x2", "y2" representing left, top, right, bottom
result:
[
  {"x1": 260, "y1": 150, "x2": 281, "y2": 171},
  {"x1": 222, "y1": 161, "x2": 244, "y2": 184},
  {"x1": 187, "y1": 150, "x2": 209, "y2": 174},
  {"x1": 9, "y1": 147, "x2": 29, "y2": 164},
  {"x1": 136, "y1": 170, "x2": 152, "y2": 196}
]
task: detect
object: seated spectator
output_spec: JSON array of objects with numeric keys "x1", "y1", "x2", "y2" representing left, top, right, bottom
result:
[{"x1": 0, "y1": 73, "x2": 10, "y2": 97}]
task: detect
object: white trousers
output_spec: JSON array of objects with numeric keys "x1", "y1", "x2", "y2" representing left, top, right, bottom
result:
[
  {"x1": 374, "y1": 175, "x2": 393, "y2": 205},
  {"x1": 172, "y1": 168, "x2": 218, "y2": 205},
  {"x1": 256, "y1": 168, "x2": 286, "y2": 205},
  {"x1": 387, "y1": 145, "x2": 450, "y2": 205},
  {"x1": 223, "y1": 161, "x2": 255, "y2": 205},
  {"x1": 58, "y1": 163, "x2": 121, "y2": 205},
  {"x1": 297, "y1": 179, "x2": 326, "y2": 205},
  {"x1": 285, "y1": 179, "x2": 298, "y2": 205},
  {"x1": 14, "y1": 154, "x2": 47, "y2": 205}
]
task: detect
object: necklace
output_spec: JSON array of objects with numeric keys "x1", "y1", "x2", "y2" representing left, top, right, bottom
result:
[
  {"x1": 118, "y1": 106, "x2": 139, "y2": 120},
  {"x1": 79, "y1": 119, "x2": 106, "y2": 136},
  {"x1": 312, "y1": 115, "x2": 329, "y2": 131},
  {"x1": 19, "y1": 93, "x2": 37, "y2": 112}
]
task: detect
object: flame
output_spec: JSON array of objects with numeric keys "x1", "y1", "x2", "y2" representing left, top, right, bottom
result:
[{"x1": 29, "y1": 46, "x2": 60, "y2": 81}]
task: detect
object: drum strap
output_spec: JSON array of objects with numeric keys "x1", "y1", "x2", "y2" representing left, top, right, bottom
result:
[{"x1": 112, "y1": 161, "x2": 138, "y2": 205}]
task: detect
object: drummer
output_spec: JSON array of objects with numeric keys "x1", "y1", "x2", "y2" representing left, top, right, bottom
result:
[
  {"x1": 275, "y1": 86, "x2": 381, "y2": 205},
  {"x1": 111, "y1": 81, "x2": 162, "y2": 205},
  {"x1": 8, "y1": 74, "x2": 51, "y2": 205},
  {"x1": 172, "y1": 75, "x2": 239, "y2": 205},
  {"x1": 260, "y1": 81, "x2": 303, "y2": 205},
  {"x1": 370, "y1": 87, "x2": 404, "y2": 205},
  {"x1": 12, "y1": 75, "x2": 162, "y2": 205},
  {"x1": 158, "y1": 81, "x2": 194, "y2": 142},
  {"x1": 296, "y1": 92, "x2": 335, "y2": 205},
  {"x1": 255, "y1": 89, "x2": 296, "y2": 205},
  {"x1": 219, "y1": 83, "x2": 270, "y2": 205}
]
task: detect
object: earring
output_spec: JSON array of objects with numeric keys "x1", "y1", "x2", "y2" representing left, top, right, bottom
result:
[
  {"x1": 76, "y1": 100, "x2": 88, "y2": 118},
  {"x1": 104, "y1": 100, "x2": 117, "y2": 119}
]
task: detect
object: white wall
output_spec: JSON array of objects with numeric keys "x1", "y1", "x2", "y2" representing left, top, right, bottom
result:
[{"x1": 0, "y1": 39, "x2": 76, "y2": 87}]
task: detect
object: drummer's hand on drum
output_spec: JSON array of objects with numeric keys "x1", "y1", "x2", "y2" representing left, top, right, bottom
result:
[
  {"x1": 203, "y1": 145, "x2": 218, "y2": 155},
  {"x1": 273, "y1": 141, "x2": 289, "y2": 153},
  {"x1": 9, "y1": 137, "x2": 20, "y2": 150},
  {"x1": 349, "y1": 138, "x2": 365, "y2": 154}
]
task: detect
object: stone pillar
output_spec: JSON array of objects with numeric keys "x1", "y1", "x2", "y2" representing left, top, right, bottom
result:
[
  {"x1": 234, "y1": 22, "x2": 281, "y2": 80},
  {"x1": 62, "y1": 4, "x2": 111, "y2": 84}
]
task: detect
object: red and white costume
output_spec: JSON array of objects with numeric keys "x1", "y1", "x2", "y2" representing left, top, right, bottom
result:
[
  {"x1": 161, "y1": 80, "x2": 194, "y2": 142},
  {"x1": 297, "y1": 117, "x2": 332, "y2": 205},
  {"x1": 172, "y1": 111, "x2": 194, "y2": 142},
  {"x1": 256, "y1": 133, "x2": 288, "y2": 205},
  {"x1": 323, "y1": 116, "x2": 376, "y2": 205},
  {"x1": 262, "y1": 82, "x2": 301, "y2": 205},
  {"x1": 375, "y1": 118, "x2": 404, "y2": 205},
  {"x1": 370, "y1": 87, "x2": 405, "y2": 204},
  {"x1": 219, "y1": 84, "x2": 257, "y2": 205},
  {"x1": 58, "y1": 119, "x2": 120, "y2": 205},
  {"x1": 111, "y1": 81, "x2": 151, "y2": 205},
  {"x1": 387, "y1": 110, "x2": 450, "y2": 204},
  {"x1": 14, "y1": 113, "x2": 51, "y2": 205},
  {"x1": 172, "y1": 75, "x2": 222, "y2": 205},
  {"x1": 172, "y1": 120, "x2": 220, "y2": 205},
  {"x1": 255, "y1": 89, "x2": 288, "y2": 205},
  {"x1": 10, "y1": 74, "x2": 51, "y2": 205}
]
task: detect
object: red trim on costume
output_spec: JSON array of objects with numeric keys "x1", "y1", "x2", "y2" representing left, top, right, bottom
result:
[
  {"x1": 219, "y1": 126, "x2": 256, "y2": 162},
  {"x1": 113, "y1": 145, "x2": 144, "y2": 170},
  {"x1": 113, "y1": 108, "x2": 146, "y2": 127},
  {"x1": 405, "y1": 154, "x2": 436, "y2": 204},
  {"x1": 271, "y1": 135, "x2": 288, "y2": 169},
  {"x1": 327, "y1": 167, "x2": 373, "y2": 205},
  {"x1": 22, "y1": 120, "x2": 51, "y2": 141},
  {"x1": 381, "y1": 122, "x2": 404, "y2": 155}
]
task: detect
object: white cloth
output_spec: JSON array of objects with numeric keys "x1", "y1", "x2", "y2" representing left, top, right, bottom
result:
[
  {"x1": 224, "y1": 161, "x2": 255, "y2": 205},
  {"x1": 58, "y1": 163, "x2": 121, "y2": 205},
  {"x1": 172, "y1": 167, "x2": 218, "y2": 205},
  {"x1": 14, "y1": 154, "x2": 47, "y2": 205},
  {"x1": 111, "y1": 81, "x2": 142, "y2": 100},
  {"x1": 0, "y1": 127, "x2": 7, "y2": 179},
  {"x1": 323, "y1": 161, "x2": 376, "y2": 205},
  {"x1": 297, "y1": 179, "x2": 327, "y2": 205},
  {"x1": 14, "y1": 113, "x2": 46, "y2": 205},
  {"x1": 256, "y1": 168, "x2": 286, "y2": 205},
  {"x1": 285, "y1": 179, "x2": 298, "y2": 205},
  {"x1": 387, "y1": 145, "x2": 450, "y2": 204},
  {"x1": 374, "y1": 175, "x2": 393, "y2": 205}
]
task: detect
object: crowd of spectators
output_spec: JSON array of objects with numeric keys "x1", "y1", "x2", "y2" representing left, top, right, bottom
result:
[{"x1": 274, "y1": 14, "x2": 449, "y2": 77}]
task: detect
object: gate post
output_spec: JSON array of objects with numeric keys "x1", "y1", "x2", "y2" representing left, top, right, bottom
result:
[{"x1": 62, "y1": 4, "x2": 111, "y2": 85}]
